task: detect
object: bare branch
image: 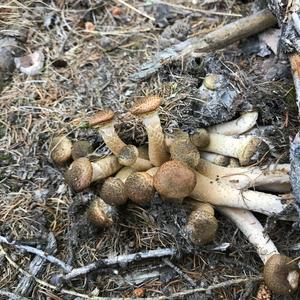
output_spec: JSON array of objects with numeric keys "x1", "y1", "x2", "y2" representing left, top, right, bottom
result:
[
  {"x1": 0, "y1": 235, "x2": 72, "y2": 273},
  {"x1": 129, "y1": 9, "x2": 276, "y2": 81}
]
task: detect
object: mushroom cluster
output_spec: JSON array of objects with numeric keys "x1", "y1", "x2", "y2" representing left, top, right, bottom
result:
[{"x1": 50, "y1": 95, "x2": 299, "y2": 296}]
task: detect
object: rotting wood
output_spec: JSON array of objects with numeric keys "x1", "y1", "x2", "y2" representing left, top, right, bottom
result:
[{"x1": 129, "y1": 9, "x2": 277, "y2": 81}]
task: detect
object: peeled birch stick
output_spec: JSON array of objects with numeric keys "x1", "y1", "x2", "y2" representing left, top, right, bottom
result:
[{"x1": 130, "y1": 10, "x2": 276, "y2": 81}]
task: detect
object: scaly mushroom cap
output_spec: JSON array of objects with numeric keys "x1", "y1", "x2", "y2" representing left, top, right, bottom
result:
[
  {"x1": 64, "y1": 157, "x2": 93, "y2": 192},
  {"x1": 264, "y1": 254, "x2": 300, "y2": 295},
  {"x1": 71, "y1": 140, "x2": 93, "y2": 160},
  {"x1": 118, "y1": 145, "x2": 139, "y2": 166},
  {"x1": 130, "y1": 96, "x2": 161, "y2": 115},
  {"x1": 88, "y1": 110, "x2": 115, "y2": 127},
  {"x1": 239, "y1": 137, "x2": 269, "y2": 166},
  {"x1": 153, "y1": 160, "x2": 197, "y2": 199},
  {"x1": 186, "y1": 204, "x2": 218, "y2": 245},
  {"x1": 190, "y1": 128, "x2": 210, "y2": 148},
  {"x1": 50, "y1": 136, "x2": 72, "y2": 165},
  {"x1": 87, "y1": 198, "x2": 115, "y2": 227},
  {"x1": 169, "y1": 139, "x2": 200, "y2": 168},
  {"x1": 125, "y1": 172, "x2": 155, "y2": 205},
  {"x1": 100, "y1": 177, "x2": 127, "y2": 206}
]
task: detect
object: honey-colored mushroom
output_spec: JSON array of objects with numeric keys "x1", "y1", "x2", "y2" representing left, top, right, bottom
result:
[
  {"x1": 185, "y1": 203, "x2": 218, "y2": 245},
  {"x1": 50, "y1": 135, "x2": 72, "y2": 165},
  {"x1": 130, "y1": 96, "x2": 169, "y2": 166},
  {"x1": 264, "y1": 254, "x2": 299, "y2": 295},
  {"x1": 64, "y1": 156, "x2": 121, "y2": 191}
]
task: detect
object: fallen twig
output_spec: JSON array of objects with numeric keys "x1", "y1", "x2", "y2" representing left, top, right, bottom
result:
[
  {"x1": 0, "y1": 235, "x2": 72, "y2": 273},
  {"x1": 13, "y1": 232, "x2": 57, "y2": 297},
  {"x1": 129, "y1": 9, "x2": 276, "y2": 81},
  {"x1": 59, "y1": 248, "x2": 177, "y2": 282}
]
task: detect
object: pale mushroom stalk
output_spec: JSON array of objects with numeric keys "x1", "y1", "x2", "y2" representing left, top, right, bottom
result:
[
  {"x1": 201, "y1": 133, "x2": 269, "y2": 166},
  {"x1": 196, "y1": 159, "x2": 291, "y2": 193},
  {"x1": 152, "y1": 161, "x2": 294, "y2": 219},
  {"x1": 207, "y1": 111, "x2": 258, "y2": 135},
  {"x1": 218, "y1": 207, "x2": 300, "y2": 294},
  {"x1": 191, "y1": 171, "x2": 293, "y2": 218},
  {"x1": 200, "y1": 151, "x2": 229, "y2": 166},
  {"x1": 217, "y1": 207, "x2": 278, "y2": 263},
  {"x1": 65, "y1": 156, "x2": 121, "y2": 191},
  {"x1": 89, "y1": 110, "x2": 126, "y2": 155},
  {"x1": 142, "y1": 112, "x2": 169, "y2": 166},
  {"x1": 97, "y1": 123, "x2": 126, "y2": 155},
  {"x1": 131, "y1": 96, "x2": 169, "y2": 166},
  {"x1": 91, "y1": 156, "x2": 122, "y2": 181}
]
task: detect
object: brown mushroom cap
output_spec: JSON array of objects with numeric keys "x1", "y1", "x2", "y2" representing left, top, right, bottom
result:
[
  {"x1": 186, "y1": 205, "x2": 218, "y2": 245},
  {"x1": 64, "y1": 157, "x2": 93, "y2": 192},
  {"x1": 153, "y1": 160, "x2": 196, "y2": 199},
  {"x1": 87, "y1": 198, "x2": 115, "y2": 227},
  {"x1": 264, "y1": 254, "x2": 300, "y2": 295},
  {"x1": 125, "y1": 172, "x2": 155, "y2": 205},
  {"x1": 117, "y1": 145, "x2": 139, "y2": 166},
  {"x1": 190, "y1": 128, "x2": 210, "y2": 148},
  {"x1": 169, "y1": 139, "x2": 200, "y2": 168},
  {"x1": 71, "y1": 140, "x2": 93, "y2": 160},
  {"x1": 239, "y1": 137, "x2": 269, "y2": 166},
  {"x1": 100, "y1": 177, "x2": 127, "y2": 206},
  {"x1": 50, "y1": 136, "x2": 72, "y2": 165},
  {"x1": 130, "y1": 96, "x2": 161, "y2": 115},
  {"x1": 88, "y1": 110, "x2": 115, "y2": 127}
]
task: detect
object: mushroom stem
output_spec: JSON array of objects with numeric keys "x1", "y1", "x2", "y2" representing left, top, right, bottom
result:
[
  {"x1": 190, "y1": 171, "x2": 294, "y2": 218},
  {"x1": 115, "y1": 167, "x2": 135, "y2": 182},
  {"x1": 91, "y1": 156, "x2": 122, "y2": 181},
  {"x1": 131, "y1": 96, "x2": 169, "y2": 166},
  {"x1": 200, "y1": 151, "x2": 229, "y2": 166},
  {"x1": 89, "y1": 110, "x2": 126, "y2": 155},
  {"x1": 207, "y1": 111, "x2": 258, "y2": 135},
  {"x1": 142, "y1": 112, "x2": 169, "y2": 166},
  {"x1": 98, "y1": 124, "x2": 126, "y2": 155},
  {"x1": 217, "y1": 207, "x2": 279, "y2": 263},
  {"x1": 196, "y1": 159, "x2": 291, "y2": 192},
  {"x1": 201, "y1": 134, "x2": 269, "y2": 166}
]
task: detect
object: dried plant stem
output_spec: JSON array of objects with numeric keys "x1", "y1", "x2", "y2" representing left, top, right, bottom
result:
[{"x1": 130, "y1": 9, "x2": 276, "y2": 81}]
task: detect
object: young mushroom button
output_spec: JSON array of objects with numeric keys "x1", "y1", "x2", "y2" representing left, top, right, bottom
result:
[
  {"x1": 125, "y1": 172, "x2": 155, "y2": 205},
  {"x1": 100, "y1": 167, "x2": 134, "y2": 206},
  {"x1": 264, "y1": 254, "x2": 300, "y2": 295},
  {"x1": 50, "y1": 135, "x2": 72, "y2": 165},
  {"x1": 185, "y1": 203, "x2": 218, "y2": 246},
  {"x1": 130, "y1": 96, "x2": 169, "y2": 166},
  {"x1": 153, "y1": 160, "x2": 197, "y2": 199}
]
